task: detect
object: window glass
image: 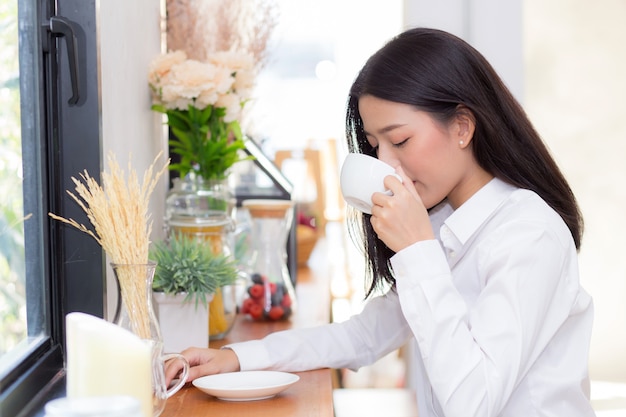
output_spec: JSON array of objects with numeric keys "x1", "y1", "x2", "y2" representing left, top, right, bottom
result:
[
  {"x1": 0, "y1": 0, "x2": 28, "y2": 363},
  {"x1": 1, "y1": 1, "x2": 103, "y2": 414},
  {"x1": 0, "y1": 0, "x2": 49, "y2": 386}
]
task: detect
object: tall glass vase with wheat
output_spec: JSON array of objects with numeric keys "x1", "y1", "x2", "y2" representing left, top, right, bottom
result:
[
  {"x1": 49, "y1": 153, "x2": 166, "y2": 337},
  {"x1": 49, "y1": 153, "x2": 189, "y2": 417}
]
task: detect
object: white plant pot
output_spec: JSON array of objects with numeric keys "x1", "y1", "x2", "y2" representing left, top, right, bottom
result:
[{"x1": 152, "y1": 292, "x2": 213, "y2": 354}]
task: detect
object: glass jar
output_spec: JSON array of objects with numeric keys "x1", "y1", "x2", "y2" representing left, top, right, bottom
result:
[
  {"x1": 164, "y1": 175, "x2": 245, "y2": 339},
  {"x1": 240, "y1": 199, "x2": 295, "y2": 321},
  {"x1": 164, "y1": 176, "x2": 234, "y2": 238},
  {"x1": 166, "y1": 215, "x2": 240, "y2": 341}
]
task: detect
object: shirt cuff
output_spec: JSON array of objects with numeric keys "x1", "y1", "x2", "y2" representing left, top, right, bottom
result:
[
  {"x1": 224, "y1": 340, "x2": 272, "y2": 371},
  {"x1": 391, "y1": 239, "x2": 449, "y2": 290}
]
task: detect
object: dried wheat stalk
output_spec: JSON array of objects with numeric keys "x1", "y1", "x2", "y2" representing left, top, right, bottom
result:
[{"x1": 49, "y1": 152, "x2": 169, "y2": 338}]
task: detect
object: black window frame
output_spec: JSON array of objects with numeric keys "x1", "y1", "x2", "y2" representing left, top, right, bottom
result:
[{"x1": 0, "y1": 0, "x2": 103, "y2": 416}]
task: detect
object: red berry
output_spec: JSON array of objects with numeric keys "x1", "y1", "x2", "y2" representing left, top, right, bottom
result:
[
  {"x1": 249, "y1": 303, "x2": 263, "y2": 320},
  {"x1": 281, "y1": 293, "x2": 292, "y2": 308},
  {"x1": 269, "y1": 282, "x2": 277, "y2": 294},
  {"x1": 241, "y1": 297, "x2": 255, "y2": 314},
  {"x1": 248, "y1": 284, "x2": 264, "y2": 299},
  {"x1": 268, "y1": 306, "x2": 284, "y2": 320}
]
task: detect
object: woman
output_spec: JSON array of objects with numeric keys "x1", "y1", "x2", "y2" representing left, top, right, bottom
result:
[{"x1": 166, "y1": 28, "x2": 596, "y2": 417}]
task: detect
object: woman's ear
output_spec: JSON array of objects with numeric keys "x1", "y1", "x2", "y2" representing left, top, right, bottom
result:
[{"x1": 455, "y1": 106, "x2": 476, "y2": 148}]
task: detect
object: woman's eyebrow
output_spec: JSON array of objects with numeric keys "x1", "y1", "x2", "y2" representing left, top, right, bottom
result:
[{"x1": 363, "y1": 123, "x2": 407, "y2": 136}]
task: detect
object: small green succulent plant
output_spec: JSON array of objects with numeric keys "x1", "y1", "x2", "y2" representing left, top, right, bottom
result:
[{"x1": 150, "y1": 234, "x2": 238, "y2": 308}]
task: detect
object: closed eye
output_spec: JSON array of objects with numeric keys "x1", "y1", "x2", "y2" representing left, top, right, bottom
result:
[{"x1": 393, "y1": 138, "x2": 410, "y2": 148}]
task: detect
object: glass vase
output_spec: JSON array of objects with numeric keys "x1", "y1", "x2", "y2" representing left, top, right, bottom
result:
[
  {"x1": 164, "y1": 176, "x2": 241, "y2": 340},
  {"x1": 111, "y1": 263, "x2": 189, "y2": 417},
  {"x1": 164, "y1": 175, "x2": 234, "y2": 238}
]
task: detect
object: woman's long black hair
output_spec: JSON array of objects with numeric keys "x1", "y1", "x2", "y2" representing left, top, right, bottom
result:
[{"x1": 345, "y1": 28, "x2": 584, "y2": 298}]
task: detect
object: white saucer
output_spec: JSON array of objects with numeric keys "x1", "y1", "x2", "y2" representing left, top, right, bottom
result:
[{"x1": 192, "y1": 371, "x2": 300, "y2": 401}]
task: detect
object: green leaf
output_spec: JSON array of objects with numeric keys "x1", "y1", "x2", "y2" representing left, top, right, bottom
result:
[
  {"x1": 166, "y1": 110, "x2": 192, "y2": 129},
  {"x1": 158, "y1": 105, "x2": 255, "y2": 179},
  {"x1": 151, "y1": 104, "x2": 167, "y2": 114}
]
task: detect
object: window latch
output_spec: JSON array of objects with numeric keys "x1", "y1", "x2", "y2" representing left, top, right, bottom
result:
[{"x1": 42, "y1": 16, "x2": 80, "y2": 105}]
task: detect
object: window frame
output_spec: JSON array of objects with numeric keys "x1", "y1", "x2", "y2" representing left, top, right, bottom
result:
[{"x1": 0, "y1": 0, "x2": 103, "y2": 415}]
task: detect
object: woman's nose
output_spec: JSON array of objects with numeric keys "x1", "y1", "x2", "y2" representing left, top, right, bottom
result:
[{"x1": 376, "y1": 146, "x2": 398, "y2": 168}]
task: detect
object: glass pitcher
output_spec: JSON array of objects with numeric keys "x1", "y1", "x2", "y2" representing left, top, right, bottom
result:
[
  {"x1": 110, "y1": 263, "x2": 190, "y2": 417},
  {"x1": 239, "y1": 199, "x2": 296, "y2": 321}
]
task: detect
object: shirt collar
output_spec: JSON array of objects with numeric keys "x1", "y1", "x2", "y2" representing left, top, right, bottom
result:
[{"x1": 443, "y1": 177, "x2": 517, "y2": 245}]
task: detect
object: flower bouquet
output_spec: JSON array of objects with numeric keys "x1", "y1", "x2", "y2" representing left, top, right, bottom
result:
[{"x1": 148, "y1": 50, "x2": 256, "y2": 180}]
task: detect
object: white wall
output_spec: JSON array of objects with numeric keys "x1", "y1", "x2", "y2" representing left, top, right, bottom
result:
[
  {"x1": 403, "y1": 0, "x2": 523, "y2": 101},
  {"x1": 525, "y1": 0, "x2": 626, "y2": 383},
  {"x1": 97, "y1": 0, "x2": 168, "y2": 319}
]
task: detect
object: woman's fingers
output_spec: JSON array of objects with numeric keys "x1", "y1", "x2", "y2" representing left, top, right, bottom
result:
[
  {"x1": 370, "y1": 166, "x2": 434, "y2": 251},
  {"x1": 164, "y1": 347, "x2": 241, "y2": 385}
]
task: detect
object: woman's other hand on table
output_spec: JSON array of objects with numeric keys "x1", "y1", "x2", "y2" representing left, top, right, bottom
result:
[{"x1": 165, "y1": 347, "x2": 241, "y2": 385}]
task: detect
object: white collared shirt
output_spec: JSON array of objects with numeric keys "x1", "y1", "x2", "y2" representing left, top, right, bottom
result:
[{"x1": 229, "y1": 178, "x2": 596, "y2": 417}]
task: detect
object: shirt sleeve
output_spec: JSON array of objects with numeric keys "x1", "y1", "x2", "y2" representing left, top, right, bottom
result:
[
  {"x1": 227, "y1": 289, "x2": 412, "y2": 373},
  {"x1": 391, "y1": 220, "x2": 581, "y2": 417}
]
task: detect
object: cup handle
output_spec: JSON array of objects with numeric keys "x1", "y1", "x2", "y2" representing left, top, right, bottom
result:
[{"x1": 162, "y1": 353, "x2": 190, "y2": 398}]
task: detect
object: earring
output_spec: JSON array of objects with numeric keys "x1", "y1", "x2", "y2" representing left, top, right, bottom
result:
[{"x1": 459, "y1": 140, "x2": 464, "y2": 146}]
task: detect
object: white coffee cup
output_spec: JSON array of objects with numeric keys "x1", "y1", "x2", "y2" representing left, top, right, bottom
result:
[{"x1": 340, "y1": 153, "x2": 401, "y2": 214}]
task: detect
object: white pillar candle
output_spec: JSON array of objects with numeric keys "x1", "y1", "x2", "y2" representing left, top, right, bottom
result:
[{"x1": 66, "y1": 312, "x2": 153, "y2": 417}]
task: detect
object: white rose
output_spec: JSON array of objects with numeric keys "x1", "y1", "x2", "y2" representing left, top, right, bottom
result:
[
  {"x1": 171, "y1": 60, "x2": 217, "y2": 92},
  {"x1": 196, "y1": 90, "x2": 219, "y2": 108},
  {"x1": 213, "y1": 66, "x2": 236, "y2": 95},
  {"x1": 148, "y1": 51, "x2": 187, "y2": 87},
  {"x1": 233, "y1": 69, "x2": 256, "y2": 96},
  {"x1": 216, "y1": 93, "x2": 242, "y2": 123}
]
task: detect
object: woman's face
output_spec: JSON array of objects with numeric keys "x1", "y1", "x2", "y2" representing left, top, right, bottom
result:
[{"x1": 358, "y1": 95, "x2": 485, "y2": 209}]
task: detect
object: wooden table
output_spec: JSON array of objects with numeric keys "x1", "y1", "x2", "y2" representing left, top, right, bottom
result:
[{"x1": 160, "y1": 261, "x2": 335, "y2": 417}]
